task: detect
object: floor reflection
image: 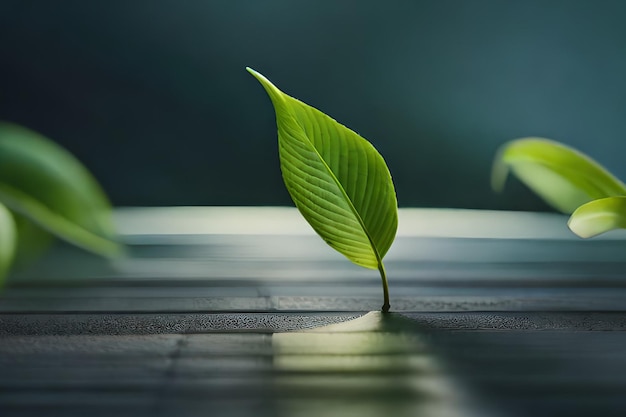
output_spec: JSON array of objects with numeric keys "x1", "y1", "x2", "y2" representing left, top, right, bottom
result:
[{"x1": 272, "y1": 312, "x2": 488, "y2": 417}]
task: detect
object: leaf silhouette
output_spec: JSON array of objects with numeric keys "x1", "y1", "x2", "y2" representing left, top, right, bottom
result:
[{"x1": 247, "y1": 68, "x2": 398, "y2": 311}]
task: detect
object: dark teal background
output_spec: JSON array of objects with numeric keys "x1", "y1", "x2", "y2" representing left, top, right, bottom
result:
[{"x1": 1, "y1": 1, "x2": 625, "y2": 209}]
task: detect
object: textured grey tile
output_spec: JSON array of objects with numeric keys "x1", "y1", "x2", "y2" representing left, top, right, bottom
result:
[{"x1": 0, "y1": 313, "x2": 362, "y2": 335}]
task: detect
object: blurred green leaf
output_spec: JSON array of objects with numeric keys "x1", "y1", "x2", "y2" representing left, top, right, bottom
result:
[
  {"x1": 12, "y1": 213, "x2": 54, "y2": 267},
  {"x1": 247, "y1": 68, "x2": 398, "y2": 311},
  {"x1": 0, "y1": 183, "x2": 121, "y2": 258},
  {"x1": 492, "y1": 137, "x2": 626, "y2": 213},
  {"x1": 0, "y1": 122, "x2": 122, "y2": 259},
  {"x1": 568, "y1": 196, "x2": 626, "y2": 238},
  {"x1": 0, "y1": 202, "x2": 16, "y2": 285}
]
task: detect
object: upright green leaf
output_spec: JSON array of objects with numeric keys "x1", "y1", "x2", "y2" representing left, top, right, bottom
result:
[
  {"x1": 0, "y1": 122, "x2": 122, "y2": 259},
  {"x1": 568, "y1": 196, "x2": 626, "y2": 238},
  {"x1": 0, "y1": 202, "x2": 16, "y2": 285},
  {"x1": 247, "y1": 68, "x2": 398, "y2": 312},
  {"x1": 492, "y1": 137, "x2": 626, "y2": 213}
]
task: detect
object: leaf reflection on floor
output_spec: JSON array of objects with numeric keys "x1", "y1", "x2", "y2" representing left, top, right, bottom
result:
[{"x1": 272, "y1": 312, "x2": 489, "y2": 417}]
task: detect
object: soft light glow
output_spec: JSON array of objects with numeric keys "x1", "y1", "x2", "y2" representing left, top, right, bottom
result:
[
  {"x1": 114, "y1": 206, "x2": 626, "y2": 240},
  {"x1": 272, "y1": 312, "x2": 486, "y2": 417}
]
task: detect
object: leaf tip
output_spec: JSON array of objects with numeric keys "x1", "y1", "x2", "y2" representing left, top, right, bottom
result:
[
  {"x1": 246, "y1": 67, "x2": 286, "y2": 107},
  {"x1": 567, "y1": 213, "x2": 599, "y2": 239},
  {"x1": 567, "y1": 197, "x2": 626, "y2": 238},
  {"x1": 245, "y1": 66, "x2": 267, "y2": 84}
]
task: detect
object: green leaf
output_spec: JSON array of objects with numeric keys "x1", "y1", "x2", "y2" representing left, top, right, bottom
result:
[
  {"x1": 0, "y1": 183, "x2": 121, "y2": 258},
  {"x1": 568, "y1": 196, "x2": 626, "y2": 238},
  {"x1": 12, "y1": 213, "x2": 54, "y2": 268},
  {"x1": 492, "y1": 137, "x2": 626, "y2": 213},
  {"x1": 247, "y1": 67, "x2": 398, "y2": 312},
  {"x1": 0, "y1": 202, "x2": 16, "y2": 286},
  {"x1": 0, "y1": 122, "x2": 122, "y2": 259}
]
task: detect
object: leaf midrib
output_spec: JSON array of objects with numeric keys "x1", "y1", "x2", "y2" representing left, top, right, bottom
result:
[{"x1": 283, "y1": 104, "x2": 384, "y2": 269}]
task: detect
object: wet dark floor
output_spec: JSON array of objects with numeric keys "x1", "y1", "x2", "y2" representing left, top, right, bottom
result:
[{"x1": 1, "y1": 208, "x2": 625, "y2": 417}]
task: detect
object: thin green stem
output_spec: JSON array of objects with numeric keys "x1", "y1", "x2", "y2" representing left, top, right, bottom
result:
[{"x1": 378, "y1": 261, "x2": 390, "y2": 313}]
